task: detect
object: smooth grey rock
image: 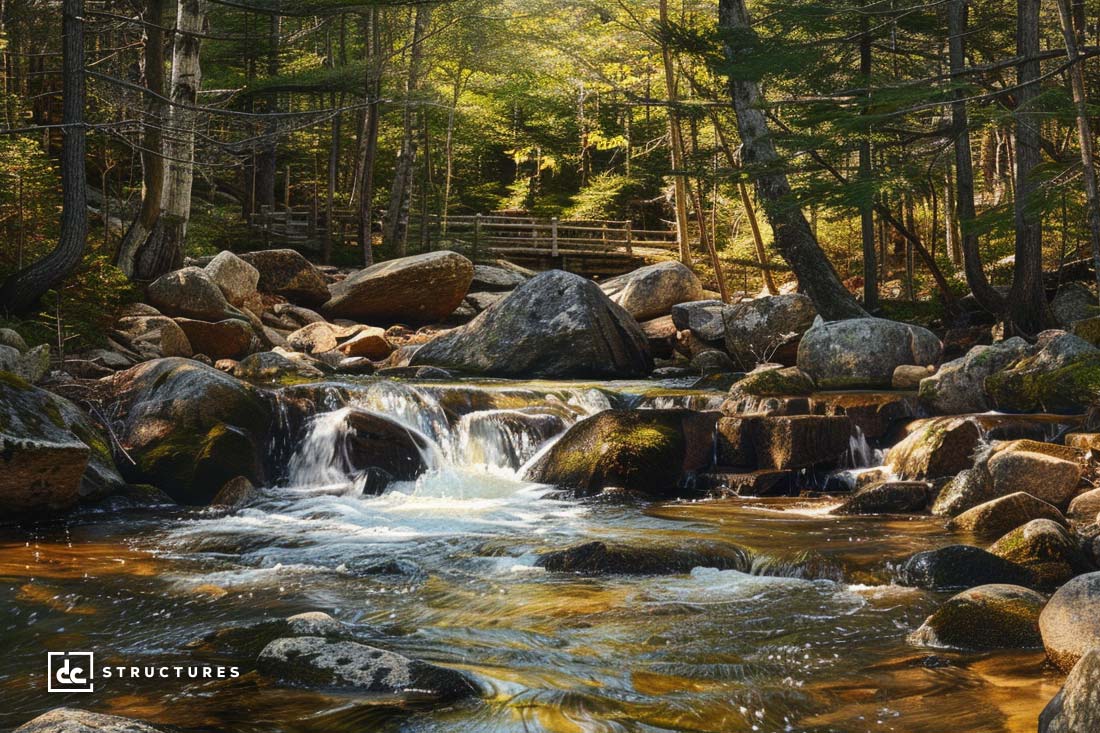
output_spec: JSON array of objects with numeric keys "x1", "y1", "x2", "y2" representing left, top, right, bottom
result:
[
  {"x1": 599, "y1": 261, "x2": 703, "y2": 321},
  {"x1": 797, "y1": 317, "x2": 942, "y2": 389},
  {"x1": 918, "y1": 338, "x2": 1031, "y2": 414}
]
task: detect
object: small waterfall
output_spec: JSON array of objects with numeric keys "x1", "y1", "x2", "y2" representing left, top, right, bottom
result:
[{"x1": 846, "y1": 427, "x2": 883, "y2": 468}]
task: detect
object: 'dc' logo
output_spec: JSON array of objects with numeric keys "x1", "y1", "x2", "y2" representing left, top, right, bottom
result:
[{"x1": 47, "y1": 652, "x2": 95, "y2": 693}]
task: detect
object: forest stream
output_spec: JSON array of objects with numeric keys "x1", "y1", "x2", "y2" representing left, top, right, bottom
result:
[{"x1": 0, "y1": 377, "x2": 1062, "y2": 733}]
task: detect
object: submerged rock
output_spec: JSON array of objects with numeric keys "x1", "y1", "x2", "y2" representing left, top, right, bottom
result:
[
  {"x1": 723, "y1": 294, "x2": 817, "y2": 369},
  {"x1": 909, "y1": 584, "x2": 1045, "y2": 650},
  {"x1": 1039, "y1": 649, "x2": 1100, "y2": 733},
  {"x1": 797, "y1": 317, "x2": 942, "y2": 389},
  {"x1": 830, "y1": 481, "x2": 929, "y2": 515},
  {"x1": 599, "y1": 261, "x2": 703, "y2": 321},
  {"x1": 535, "y1": 540, "x2": 751, "y2": 575},
  {"x1": 189, "y1": 611, "x2": 356, "y2": 659},
  {"x1": 14, "y1": 708, "x2": 161, "y2": 733},
  {"x1": 411, "y1": 270, "x2": 652, "y2": 379},
  {"x1": 338, "y1": 408, "x2": 433, "y2": 487},
  {"x1": 325, "y1": 251, "x2": 473, "y2": 325},
  {"x1": 1039, "y1": 571, "x2": 1100, "y2": 672},
  {"x1": 525, "y1": 409, "x2": 716, "y2": 499},
  {"x1": 257, "y1": 636, "x2": 479, "y2": 701},
  {"x1": 103, "y1": 358, "x2": 273, "y2": 504},
  {"x1": 898, "y1": 545, "x2": 1034, "y2": 591}
]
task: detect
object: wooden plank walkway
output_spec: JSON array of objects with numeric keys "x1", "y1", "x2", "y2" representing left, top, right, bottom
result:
[{"x1": 248, "y1": 208, "x2": 680, "y2": 277}]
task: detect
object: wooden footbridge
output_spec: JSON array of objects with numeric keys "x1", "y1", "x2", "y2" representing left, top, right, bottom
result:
[{"x1": 249, "y1": 207, "x2": 679, "y2": 277}]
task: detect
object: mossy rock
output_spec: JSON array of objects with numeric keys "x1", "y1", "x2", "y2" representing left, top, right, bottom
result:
[
  {"x1": 909, "y1": 584, "x2": 1046, "y2": 650},
  {"x1": 0, "y1": 371, "x2": 126, "y2": 515},
  {"x1": 989, "y1": 519, "x2": 1086, "y2": 589},
  {"x1": 985, "y1": 334, "x2": 1100, "y2": 414},
  {"x1": 104, "y1": 357, "x2": 274, "y2": 504},
  {"x1": 524, "y1": 409, "x2": 717, "y2": 499},
  {"x1": 732, "y1": 366, "x2": 815, "y2": 397}
]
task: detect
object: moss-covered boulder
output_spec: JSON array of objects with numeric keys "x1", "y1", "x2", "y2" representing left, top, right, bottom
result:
[
  {"x1": 730, "y1": 366, "x2": 815, "y2": 398},
  {"x1": 411, "y1": 270, "x2": 652, "y2": 379},
  {"x1": 908, "y1": 584, "x2": 1046, "y2": 650},
  {"x1": 885, "y1": 416, "x2": 982, "y2": 480},
  {"x1": 897, "y1": 545, "x2": 1034, "y2": 591},
  {"x1": 0, "y1": 372, "x2": 126, "y2": 516},
  {"x1": 931, "y1": 468, "x2": 995, "y2": 517},
  {"x1": 103, "y1": 358, "x2": 274, "y2": 504},
  {"x1": 524, "y1": 409, "x2": 716, "y2": 499},
  {"x1": 989, "y1": 519, "x2": 1088, "y2": 589},
  {"x1": 797, "y1": 317, "x2": 942, "y2": 389},
  {"x1": 918, "y1": 337, "x2": 1031, "y2": 415},
  {"x1": 948, "y1": 492, "x2": 1066, "y2": 538},
  {"x1": 1039, "y1": 572, "x2": 1100, "y2": 672},
  {"x1": 987, "y1": 448, "x2": 1083, "y2": 508},
  {"x1": 985, "y1": 331, "x2": 1100, "y2": 414}
]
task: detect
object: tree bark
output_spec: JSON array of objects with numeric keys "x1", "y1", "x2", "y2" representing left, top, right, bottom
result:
[
  {"x1": 382, "y1": 4, "x2": 431, "y2": 255},
  {"x1": 255, "y1": 8, "x2": 280, "y2": 212},
  {"x1": 357, "y1": 7, "x2": 381, "y2": 266},
  {"x1": 659, "y1": 0, "x2": 692, "y2": 266},
  {"x1": 1007, "y1": 0, "x2": 1054, "y2": 335},
  {"x1": 948, "y1": 0, "x2": 1004, "y2": 315},
  {"x1": 1055, "y1": 0, "x2": 1100, "y2": 297},
  {"x1": 116, "y1": 0, "x2": 166, "y2": 277},
  {"x1": 0, "y1": 0, "x2": 87, "y2": 314},
  {"x1": 718, "y1": 0, "x2": 866, "y2": 320},
  {"x1": 858, "y1": 12, "x2": 878, "y2": 311}
]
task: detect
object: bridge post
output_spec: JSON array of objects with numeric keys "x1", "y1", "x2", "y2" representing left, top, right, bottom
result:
[
  {"x1": 473, "y1": 213, "x2": 482, "y2": 261},
  {"x1": 625, "y1": 221, "x2": 633, "y2": 255},
  {"x1": 551, "y1": 216, "x2": 559, "y2": 257}
]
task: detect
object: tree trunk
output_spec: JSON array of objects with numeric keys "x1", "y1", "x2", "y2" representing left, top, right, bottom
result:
[
  {"x1": 1007, "y1": 0, "x2": 1054, "y2": 335},
  {"x1": 858, "y1": 13, "x2": 878, "y2": 311},
  {"x1": 115, "y1": 0, "x2": 166, "y2": 277},
  {"x1": 357, "y1": 8, "x2": 381, "y2": 266},
  {"x1": 256, "y1": 9, "x2": 280, "y2": 212},
  {"x1": 659, "y1": 0, "x2": 692, "y2": 266},
  {"x1": 1055, "y1": 0, "x2": 1100, "y2": 297},
  {"x1": 382, "y1": 4, "x2": 431, "y2": 255},
  {"x1": 718, "y1": 0, "x2": 866, "y2": 320},
  {"x1": 0, "y1": 0, "x2": 87, "y2": 314},
  {"x1": 948, "y1": 0, "x2": 1004, "y2": 315}
]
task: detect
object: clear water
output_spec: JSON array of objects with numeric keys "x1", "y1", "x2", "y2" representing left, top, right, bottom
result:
[{"x1": 0, "y1": 380, "x2": 1060, "y2": 732}]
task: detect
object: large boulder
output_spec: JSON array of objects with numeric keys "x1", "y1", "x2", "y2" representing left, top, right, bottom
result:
[
  {"x1": 989, "y1": 519, "x2": 1088, "y2": 589},
  {"x1": 948, "y1": 492, "x2": 1066, "y2": 537},
  {"x1": 670, "y1": 300, "x2": 730, "y2": 343},
  {"x1": 257, "y1": 636, "x2": 478, "y2": 702},
  {"x1": 885, "y1": 417, "x2": 982, "y2": 480},
  {"x1": 204, "y1": 250, "x2": 260, "y2": 306},
  {"x1": 240, "y1": 249, "x2": 330, "y2": 306},
  {"x1": 1051, "y1": 282, "x2": 1099, "y2": 325},
  {"x1": 797, "y1": 317, "x2": 942, "y2": 389},
  {"x1": 410, "y1": 270, "x2": 652, "y2": 379},
  {"x1": 986, "y1": 331, "x2": 1100, "y2": 414},
  {"x1": 340, "y1": 408, "x2": 432, "y2": 486},
  {"x1": 471, "y1": 264, "x2": 527, "y2": 291},
  {"x1": 0, "y1": 372, "x2": 126, "y2": 514},
  {"x1": 931, "y1": 468, "x2": 995, "y2": 517},
  {"x1": 1039, "y1": 649, "x2": 1100, "y2": 733},
  {"x1": 324, "y1": 251, "x2": 473, "y2": 325},
  {"x1": 146, "y1": 267, "x2": 241, "y2": 321},
  {"x1": 716, "y1": 414, "x2": 851, "y2": 470},
  {"x1": 599, "y1": 261, "x2": 703, "y2": 321},
  {"x1": 175, "y1": 318, "x2": 255, "y2": 361},
  {"x1": 986, "y1": 448, "x2": 1083, "y2": 508},
  {"x1": 525, "y1": 409, "x2": 716, "y2": 499},
  {"x1": 103, "y1": 358, "x2": 274, "y2": 504},
  {"x1": 908, "y1": 584, "x2": 1046, "y2": 650},
  {"x1": 723, "y1": 294, "x2": 817, "y2": 369},
  {"x1": 14, "y1": 709, "x2": 161, "y2": 733},
  {"x1": 918, "y1": 337, "x2": 1031, "y2": 414},
  {"x1": 1039, "y1": 572, "x2": 1100, "y2": 672},
  {"x1": 898, "y1": 545, "x2": 1034, "y2": 591}
]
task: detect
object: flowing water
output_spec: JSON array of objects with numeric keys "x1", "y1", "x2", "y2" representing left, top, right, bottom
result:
[{"x1": 0, "y1": 379, "x2": 1061, "y2": 732}]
